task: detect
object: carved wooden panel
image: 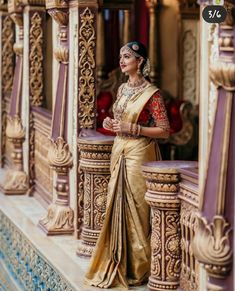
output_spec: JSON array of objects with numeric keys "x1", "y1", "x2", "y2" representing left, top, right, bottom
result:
[
  {"x1": 178, "y1": 2, "x2": 200, "y2": 105},
  {"x1": 33, "y1": 108, "x2": 53, "y2": 205}
]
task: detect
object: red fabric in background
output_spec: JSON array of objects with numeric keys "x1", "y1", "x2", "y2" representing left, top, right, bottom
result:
[
  {"x1": 96, "y1": 91, "x2": 116, "y2": 136},
  {"x1": 165, "y1": 100, "x2": 183, "y2": 134}
]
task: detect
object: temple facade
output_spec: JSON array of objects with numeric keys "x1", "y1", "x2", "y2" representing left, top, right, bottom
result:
[{"x1": 0, "y1": 0, "x2": 234, "y2": 290}]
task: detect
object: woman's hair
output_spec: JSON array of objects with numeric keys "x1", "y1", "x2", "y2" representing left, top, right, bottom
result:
[{"x1": 120, "y1": 41, "x2": 151, "y2": 82}]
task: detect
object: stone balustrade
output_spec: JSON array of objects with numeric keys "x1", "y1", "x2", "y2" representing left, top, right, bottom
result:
[
  {"x1": 142, "y1": 160, "x2": 198, "y2": 291},
  {"x1": 77, "y1": 134, "x2": 114, "y2": 257}
]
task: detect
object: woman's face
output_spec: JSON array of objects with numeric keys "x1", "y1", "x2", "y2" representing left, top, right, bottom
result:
[{"x1": 119, "y1": 49, "x2": 139, "y2": 75}]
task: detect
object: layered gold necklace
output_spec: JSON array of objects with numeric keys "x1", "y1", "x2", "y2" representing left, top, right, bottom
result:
[{"x1": 113, "y1": 78, "x2": 149, "y2": 121}]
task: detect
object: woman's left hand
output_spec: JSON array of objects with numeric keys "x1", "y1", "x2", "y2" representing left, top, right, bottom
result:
[{"x1": 112, "y1": 120, "x2": 130, "y2": 134}]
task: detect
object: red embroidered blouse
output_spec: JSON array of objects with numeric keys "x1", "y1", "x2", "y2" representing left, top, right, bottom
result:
[
  {"x1": 138, "y1": 91, "x2": 170, "y2": 131},
  {"x1": 96, "y1": 89, "x2": 170, "y2": 135}
]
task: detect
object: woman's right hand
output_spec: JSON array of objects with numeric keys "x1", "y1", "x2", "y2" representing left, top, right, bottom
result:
[{"x1": 103, "y1": 117, "x2": 114, "y2": 131}]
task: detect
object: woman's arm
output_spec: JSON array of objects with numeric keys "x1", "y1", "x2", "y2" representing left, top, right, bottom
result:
[
  {"x1": 140, "y1": 125, "x2": 169, "y2": 138},
  {"x1": 112, "y1": 120, "x2": 169, "y2": 139}
]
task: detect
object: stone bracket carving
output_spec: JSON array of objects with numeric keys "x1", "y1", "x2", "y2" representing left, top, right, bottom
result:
[
  {"x1": 54, "y1": 47, "x2": 69, "y2": 64},
  {"x1": 38, "y1": 137, "x2": 74, "y2": 235},
  {"x1": 193, "y1": 215, "x2": 232, "y2": 278},
  {"x1": 47, "y1": 8, "x2": 68, "y2": 26},
  {"x1": 1, "y1": 116, "x2": 28, "y2": 195},
  {"x1": 47, "y1": 137, "x2": 73, "y2": 172},
  {"x1": 38, "y1": 203, "x2": 74, "y2": 235},
  {"x1": 6, "y1": 115, "x2": 25, "y2": 140},
  {"x1": 1, "y1": 170, "x2": 28, "y2": 195},
  {"x1": 210, "y1": 62, "x2": 235, "y2": 91}
]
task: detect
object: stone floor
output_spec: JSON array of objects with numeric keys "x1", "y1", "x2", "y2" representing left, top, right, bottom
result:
[{"x1": 0, "y1": 188, "x2": 147, "y2": 291}]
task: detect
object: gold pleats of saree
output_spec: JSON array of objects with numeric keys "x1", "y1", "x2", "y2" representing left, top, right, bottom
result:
[{"x1": 85, "y1": 85, "x2": 161, "y2": 289}]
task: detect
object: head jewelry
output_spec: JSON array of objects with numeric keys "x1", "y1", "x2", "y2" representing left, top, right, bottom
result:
[{"x1": 120, "y1": 41, "x2": 150, "y2": 77}]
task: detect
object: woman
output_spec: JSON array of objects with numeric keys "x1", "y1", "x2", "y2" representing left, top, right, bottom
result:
[{"x1": 85, "y1": 41, "x2": 169, "y2": 289}]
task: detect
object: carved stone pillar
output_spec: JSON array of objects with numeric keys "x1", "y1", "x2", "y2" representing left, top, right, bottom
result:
[
  {"x1": 123, "y1": 9, "x2": 131, "y2": 45},
  {"x1": 145, "y1": 0, "x2": 161, "y2": 86},
  {"x1": 77, "y1": 1, "x2": 98, "y2": 130},
  {"x1": 193, "y1": 3, "x2": 234, "y2": 290},
  {"x1": 38, "y1": 0, "x2": 74, "y2": 235},
  {"x1": 77, "y1": 135, "x2": 114, "y2": 257},
  {"x1": 1, "y1": 0, "x2": 28, "y2": 194},
  {"x1": 69, "y1": 0, "x2": 99, "y2": 239},
  {"x1": 0, "y1": 1, "x2": 14, "y2": 168},
  {"x1": 22, "y1": 0, "x2": 46, "y2": 194},
  {"x1": 142, "y1": 161, "x2": 182, "y2": 291}
]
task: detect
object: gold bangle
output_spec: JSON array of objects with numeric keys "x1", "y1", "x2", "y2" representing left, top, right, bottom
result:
[
  {"x1": 137, "y1": 124, "x2": 141, "y2": 136},
  {"x1": 133, "y1": 123, "x2": 138, "y2": 136},
  {"x1": 131, "y1": 123, "x2": 135, "y2": 135},
  {"x1": 130, "y1": 123, "x2": 133, "y2": 135}
]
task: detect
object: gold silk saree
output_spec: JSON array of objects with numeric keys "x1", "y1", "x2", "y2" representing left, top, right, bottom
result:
[{"x1": 85, "y1": 84, "x2": 161, "y2": 289}]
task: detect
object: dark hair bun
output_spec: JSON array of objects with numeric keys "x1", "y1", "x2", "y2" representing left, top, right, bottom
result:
[{"x1": 126, "y1": 41, "x2": 148, "y2": 60}]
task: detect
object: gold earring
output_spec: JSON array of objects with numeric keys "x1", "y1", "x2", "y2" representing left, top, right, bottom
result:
[{"x1": 137, "y1": 67, "x2": 142, "y2": 75}]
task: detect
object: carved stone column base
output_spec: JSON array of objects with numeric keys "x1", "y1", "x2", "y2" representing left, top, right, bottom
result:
[
  {"x1": 38, "y1": 203, "x2": 74, "y2": 235},
  {"x1": 76, "y1": 241, "x2": 94, "y2": 257},
  {"x1": 148, "y1": 279, "x2": 179, "y2": 291},
  {"x1": 1, "y1": 170, "x2": 28, "y2": 195},
  {"x1": 77, "y1": 227, "x2": 99, "y2": 257}
]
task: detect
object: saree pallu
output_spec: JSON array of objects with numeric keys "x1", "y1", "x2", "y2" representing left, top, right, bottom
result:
[{"x1": 85, "y1": 85, "x2": 160, "y2": 289}]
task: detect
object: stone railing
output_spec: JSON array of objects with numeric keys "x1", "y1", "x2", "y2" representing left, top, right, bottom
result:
[
  {"x1": 178, "y1": 167, "x2": 199, "y2": 291},
  {"x1": 142, "y1": 160, "x2": 198, "y2": 291},
  {"x1": 76, "y1": 136, "x2": 200, "y2": 288},
  {"x1": 77, "y1": 133, "x2": 114, "y2": 257}
]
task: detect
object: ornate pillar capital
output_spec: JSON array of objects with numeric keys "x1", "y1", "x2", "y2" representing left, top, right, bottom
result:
[
  {"x1": 0, "y1": 0, "x2": 8, "y2": 11},
  {"x1": 45, "y1": 0, "x2": 68, "y2": 10},
  {"x1": 69, "y1": 0, "x2": 101, "y2": 8},
  {"x1": 2, "y1": 116, "x2": 28, "y2": 194},
  {"x1": 21, "y1": 0, "x2": 45, "y2": 6},
  {"x1": 6, "y1": 115, "x2": 25, "y2": 140},
  {"x1": 45, "y1": 0, "x2": 69, "y2": 25},
  {"x1": 210, "y1": 62, "x2": 235, "y2": 91},
  {"x1": 47, "y1": 137, "x2": 73, "y2": 174},
  {"x1": 193, "y1": 215, "x2": 232, "y2": 279},
  {"x1": 8, "y1": 0, "x2": 24, "y2": 28},
  {"x1": 8, "y1": 0, "x2": 23, "y2": 14},
  {"x1": 47, "y1": 8, "x2": 68, "y2": 25},
  {"x1": 145, "y1": 0, "x2": 158, "y2": 11}
]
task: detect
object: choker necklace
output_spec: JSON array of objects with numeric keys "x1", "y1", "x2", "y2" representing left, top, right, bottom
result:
[{"x1": 127, "y1": 78, "x2": 146, "y2": 88}]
